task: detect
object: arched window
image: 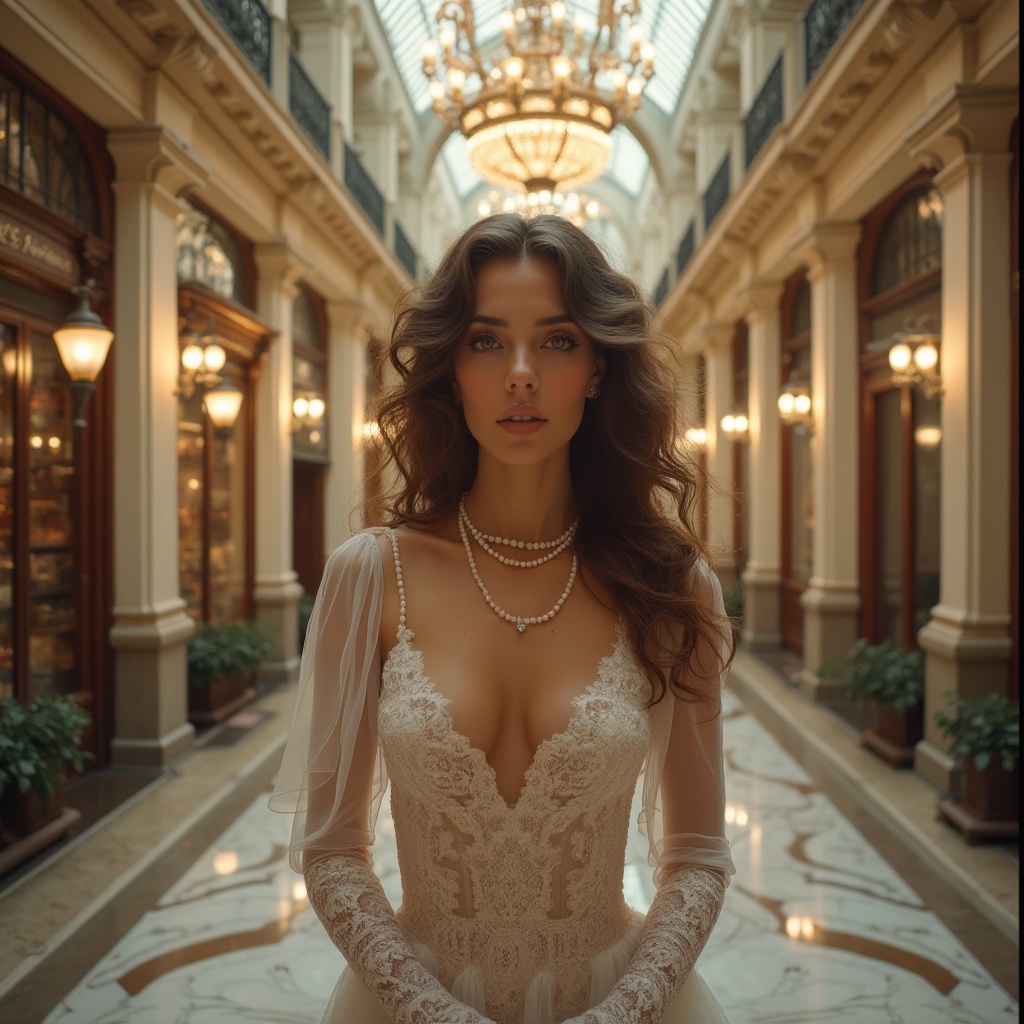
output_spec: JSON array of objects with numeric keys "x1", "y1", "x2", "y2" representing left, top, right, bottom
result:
[
  {"x1": 176, "y1": 205, "x2": 246, "y2": 304},
  {"x1": 0, "y1": 71, "x2": 97, "y2": 233},
  {"x1": 871, "y1": 187, "x2": 942, "y2": 297}
]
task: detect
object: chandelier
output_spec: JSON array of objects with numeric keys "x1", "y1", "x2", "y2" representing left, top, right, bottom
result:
[
  {"x1": 423, "y1": 2, "x2": 654, "y2": 194},
  {"x1": 476, "y1": 188, "x2": 603, "y2": 225}
]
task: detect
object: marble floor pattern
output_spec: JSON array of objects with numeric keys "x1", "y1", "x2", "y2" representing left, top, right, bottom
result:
[{"x1": 42, "y1": 687, "x2": 1018, "y2": 1024}]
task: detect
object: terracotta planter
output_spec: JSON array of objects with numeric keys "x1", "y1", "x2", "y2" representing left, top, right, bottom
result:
[
  {"x1": 0, "y1": 779, "x2": 64, "y2": 836},
  {"x1": 961, "y1": 759, "x2": 1019, "y2": 822},
  {"x1": 876, "y1": 702, "x2": 924, "y2": 748},
  {"x1": 188, "y1": 670, "x2": 257, "y2": 726}
]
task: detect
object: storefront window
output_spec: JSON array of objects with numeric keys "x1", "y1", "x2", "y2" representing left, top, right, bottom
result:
[
  {"x1": 292, "y1": 288, "x2": 328, "y2": 461},
  {"x1": 0, "y1": 72, "x2": 97, "y2": 233},
  {"x1": 176, "y1": 205, "x2": 245, "y2": 304},
  {"x1": 0, "y1": 323, "x2": 15, "y2": 696}
]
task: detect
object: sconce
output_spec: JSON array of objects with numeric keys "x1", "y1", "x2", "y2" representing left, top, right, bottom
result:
[
  {"x1": 720, "y1": 411, "x2": 749, "y2": 443},
  {"x1": 292, "y1": 393, "x2": 327, "y2": 432},
  {"x1": 683, "y1": 426, "x2": 707, "y2": 449},
  {"x1": 203, "y1": 380, "x2": 244, "y2": 438},
  {"x1": 888, "y1": 316, "x2": 942, "y2": 398},
  {"x1": 177, "y1": 318, "x2": 227, "y2": 399},
  {"x1": 52, "y1": 285, "x2": 114, "y2": 430},
  {"x1": 778, "y1": 373, "x2": 814, "y2": 433}
]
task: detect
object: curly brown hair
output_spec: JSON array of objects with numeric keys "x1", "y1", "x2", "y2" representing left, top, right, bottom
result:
[{"x1": 367, "y1": 213, "x2": 734, "y2": 706}]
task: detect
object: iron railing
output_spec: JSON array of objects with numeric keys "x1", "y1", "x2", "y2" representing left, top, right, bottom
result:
[
  {"x1": 344, "y1": 142, "x2": 385, "y2": 235},
  {"x1": 702, "y1": 154, "x2": 731, "y2": 233},
  {"x1": 289, "y1": 51, "x2": 331, "y2": 160},
  {"x1": 805, "y1": 0, "x2": 865, "y2": 84},
  {"x1": 654, "y1": 267, "x2": 670, "y2": 306},
  {"x1": 745, "y1": 56, "x2": 784, "y2": 169},
  {"x1": 676, "y1": 221, "x2": 695, "y2": 278},
  {"x1": 201, "y1": 0, "x2": 271, "y2": 84},
  {"x1": 394, "y1": 221, "x2": 417, "y2": 278}
]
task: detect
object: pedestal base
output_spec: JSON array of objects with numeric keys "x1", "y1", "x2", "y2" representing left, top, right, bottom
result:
[
  {"x1": 937, "y1": 799, "x2": 1019, "y2": 844},
  {"x1": 0, "y1": 807, "x2": 81, "y2": 876},
  {"x1": 861, "y1": 728, "x2": 916, "y2": 768}
]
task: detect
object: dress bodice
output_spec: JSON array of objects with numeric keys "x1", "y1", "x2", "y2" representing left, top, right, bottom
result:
[{"x1": 378, "y1": 611, "x2": 652, "y2": 1023}]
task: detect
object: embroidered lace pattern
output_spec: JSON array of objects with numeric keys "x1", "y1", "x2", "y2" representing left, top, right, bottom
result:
[{"x1": 378, "y1": 604, "x2": 653, "y2": 1023}]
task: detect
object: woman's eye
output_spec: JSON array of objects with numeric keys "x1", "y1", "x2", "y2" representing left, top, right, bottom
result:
[
  {"x1": 468, "y1": 332, "x2": 501, "y2": 351},
  {"x1": 545, "y1": 333, "x2": 579, "y2": 351}
]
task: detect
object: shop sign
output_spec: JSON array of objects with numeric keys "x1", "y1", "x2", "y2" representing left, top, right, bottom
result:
[{"x1": 0, "y1": 211, "x2": 78, "y2": 285}]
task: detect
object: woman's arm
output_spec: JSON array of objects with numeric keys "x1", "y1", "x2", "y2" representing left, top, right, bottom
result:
[{"x1": 273, "y1": 533, "x2": 493, "y2": 1024}]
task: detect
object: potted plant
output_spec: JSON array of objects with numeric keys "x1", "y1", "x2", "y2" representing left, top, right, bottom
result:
[
  {"x1": 935, "y1": 692, "x2": 1019, "y2": 842},
  {"x1": 0, "y1": 694, "x2": 91, "y2": 836},
  {"x1": 187, "y1": 620, "x2": 274, "y2": 725},
  {"x1": 820, "y1": 638, "x2": 925, "y2": 767}
]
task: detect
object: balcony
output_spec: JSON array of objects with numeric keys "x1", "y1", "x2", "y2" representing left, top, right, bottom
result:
[
  {"x1": 201, "y1": 0, "x2": 271, "y2": 85},
  {"x1": 288, "y1": 51, "x2": 331, "y2": 160},
  {"x1": 344, "y1": 143, "x2": 385, "y2": 236},
  {"x1": 676, "y1": 221, "x2": 695, "y2": 278},
  {"x1": 702, "y1": 154, "x2": 731, "y2": 234},
  {"x1": 805, "y1": 0, "x2": 866, "y2": 84},
  {"x1": 745, "y1": 56, "x2": 784, "y2": 169},
  {"x1": 394, "y1": 221, "x2": 417, "y2": 279},
  {"x1": 654, "y1": 267, "x2": 670, "y2": 306}
]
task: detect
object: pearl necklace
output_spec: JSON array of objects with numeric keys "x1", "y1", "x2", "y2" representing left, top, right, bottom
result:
[
  {"x1": 457, "y1": 511, "x2": 577, "y2": 633},
  {"x1": 458, "y1": 496, "x2": 579, "y2": 568}
]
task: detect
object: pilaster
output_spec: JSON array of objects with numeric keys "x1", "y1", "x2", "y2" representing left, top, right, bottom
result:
[
  {"x1": 107, "y1": 126, "x2": 209, "y2": 766},
  {"x1": 905, "y1": 86, "x2": 1018, "y2": 790},
  {"x1": 699, "y1": 324, "x2": 738, "y2": 584},
  {"x1": 324, "y1": 299, "x2": 375, "y2": 552},
  {"x1": 795, "y1": 222, "x2": 862, "y2": 698},
  {"x1": 740, "y1": 283, "x2": 785, "y2": 650},
  {"x1": 253, "y1": 242, "x2": 306, "y2": 684}
]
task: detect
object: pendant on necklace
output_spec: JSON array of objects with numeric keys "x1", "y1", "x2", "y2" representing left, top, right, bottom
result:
[{"x1": 516, "y1": 618, "x2": 526, "y2": 633}]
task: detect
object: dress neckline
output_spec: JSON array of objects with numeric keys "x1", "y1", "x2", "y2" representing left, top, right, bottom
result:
[{"x1": 382, "y1": 625, "x2": 631, "y2": 813}]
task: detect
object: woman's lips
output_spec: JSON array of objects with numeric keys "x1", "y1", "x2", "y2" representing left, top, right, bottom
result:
[{"x1": 498, "y1": 416, "x2": 546, "y2": 435}]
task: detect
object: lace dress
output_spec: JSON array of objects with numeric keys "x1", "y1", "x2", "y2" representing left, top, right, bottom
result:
[{"x1": 271, "y1": 530, "x2": 734, "y2": 1024}]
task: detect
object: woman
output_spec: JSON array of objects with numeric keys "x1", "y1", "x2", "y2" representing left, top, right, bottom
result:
[{"x1": 271, "y1": 213, "x2": 735, "y2": 1024}]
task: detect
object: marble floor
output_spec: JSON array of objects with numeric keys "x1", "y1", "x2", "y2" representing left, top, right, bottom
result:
[{"x1": 35, "y1": 687, "x2": 1019, "y2": 1024}]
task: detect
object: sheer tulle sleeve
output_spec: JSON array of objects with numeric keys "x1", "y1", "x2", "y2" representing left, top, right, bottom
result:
[
  {"x1": 269, "y1": 532, "x2": 389, "y2": 872},
  {"x1": 638, "y1": 560, "x2": 736, "y2": 886}
]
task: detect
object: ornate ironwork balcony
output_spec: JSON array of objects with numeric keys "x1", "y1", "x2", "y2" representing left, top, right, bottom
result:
[
  {"x1": 676, "y1": 221, "x2": 695, "y2": 278},
  {"x1": 289, "y1": 51, "x2": 331, "y2": 160},
  {"x1": 344, "y1": 142, "x2": 385, "y2": 236},
  {"x1": 394, "y1": 221, "x2": 418, "y2": 278},
  {"x1": 702, "y1": 154, "x2": 731, "y2": 233},
  {"x1": 744, "y1": 56, "x2": 784, "y2": 169},
  {"x1": 654, "y1": 267, "x2": 670, "y2": 306},
  {"x1": 805, "y1": 0, "x2": 865, "y2": 84},
  {"x1": 201, "y1": 0, "x2": 271, "y2": 85}
]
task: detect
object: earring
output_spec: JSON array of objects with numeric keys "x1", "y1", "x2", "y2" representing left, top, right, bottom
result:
[{"x1": 586, "y1": 384, "x2": 601, "y2": 398}]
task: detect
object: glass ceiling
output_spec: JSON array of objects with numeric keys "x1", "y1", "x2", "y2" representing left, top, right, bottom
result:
[{"x1": 370, "y1": 0, "x2": 714, "y2": 195}]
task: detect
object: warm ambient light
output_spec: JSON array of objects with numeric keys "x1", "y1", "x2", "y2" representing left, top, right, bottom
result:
[
  {"x1": 203, "y1": 381, "x2": 244, "y2": 435},
  {"x1": 52, "y1": 285, "x2": 114, "y2": 430}
]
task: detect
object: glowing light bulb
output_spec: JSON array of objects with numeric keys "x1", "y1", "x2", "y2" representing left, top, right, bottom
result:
[
  {"x1": 293, "y1": 396, "x2": 309, "y2": 418},
  {"x1": 505, "y1": 57, "x2": 524, "y2": 79},
  {"x1": 203, "y1": 343, "x2": 226, "y2": 372},
  {"x1": 308, "y1": 397, "x2": 326, "y2": 421},
  {"x1": 721, "y1": 414, "x2": 736, "y2": 434},
  {"x1": 181, "y1": 344, "x2": 204, "y2": 371},
  {"x1": 778, "y1": 392, "x2": 795, "y2": 416},
  {"x1": 888, "y1": 342, "x2": 912, "y2": 372},
  {"x1": 794, "y1": 394, "x2": 811, "y2": 415},
  {"x1": 913, "y1": 342, "x2": 938, "y2": 370}
]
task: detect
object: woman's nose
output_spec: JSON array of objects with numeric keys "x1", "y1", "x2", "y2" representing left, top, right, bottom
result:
[{"x1": 505, "y1": 347, "x2": 538, "y2": 391}]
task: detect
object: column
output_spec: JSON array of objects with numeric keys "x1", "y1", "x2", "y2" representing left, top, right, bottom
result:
[
  {"x1": 253, "y1": 243, "x2": 306, "y2": 684},
  {"x1": 324, "y1": 300, "x2": 374, "y2": 553},
  {"x1": 906, "y1": 88, "x2": 1017, "y2": 790},
  {"x1": 797, "y1": 223, "x2": 862, "y2": 697},
  {"x1": 741, "y1": 284, "x2": 784, "y2": 650},
  {"x1": 700, "y1": 324, "x2": 737, "y2": 585},
  {"x1": 107, "y1": 127, "x2": 208, "y2": 766}
]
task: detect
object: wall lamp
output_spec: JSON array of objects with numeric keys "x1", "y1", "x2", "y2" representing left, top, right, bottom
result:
[
  {"x1": 53, "y1": 285, "x2": 114, "y2": 430},
  {"x1": 721, "y1": 411, "x2": 749, "y2": 443},
  {"x1": 292, "y1": 393, "x2": 326, "y2": 432},
  {"x1": 888, "y1": 316, "x2": 943, "y2": 399},
  {"x1": 683, "y1": 426, "x2": 707, "y2": 449},
  {"x1": 177, "y1": 318, "x2": 226, "y2": 399},
  {"x1": 778, "y1": 373, "x2": 814, "y2": 433}
]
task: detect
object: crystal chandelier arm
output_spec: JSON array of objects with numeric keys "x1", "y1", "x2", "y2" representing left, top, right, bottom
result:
[{"x1": 437, "y1": 1, "x2": 488, "y2": 83}]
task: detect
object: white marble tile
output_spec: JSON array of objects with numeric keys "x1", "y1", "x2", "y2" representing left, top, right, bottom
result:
[{"x1": 42, "y1": 686, "x2": 1018, "y2": 1024}]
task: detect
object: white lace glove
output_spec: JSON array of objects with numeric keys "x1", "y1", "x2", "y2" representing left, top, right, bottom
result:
[
  {"x1": 305, "y1": 852, "x2": 496, "y2": 1024},
  {"x1": 561, "y1": 866, "x2": 727, "y2": 1024}
]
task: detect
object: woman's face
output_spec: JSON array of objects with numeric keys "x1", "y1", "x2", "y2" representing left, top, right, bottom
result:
[{"x1": 452, "y1": 256, "x2": 603, "y2": 469}]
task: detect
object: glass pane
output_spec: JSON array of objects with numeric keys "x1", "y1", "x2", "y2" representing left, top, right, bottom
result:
[
  {"x1": 875, "y1": 389, "x2": 904, "y2": 643},
  {"x1": 0, "y1": 322, "x2": 15, "y2": 698},
  {"x1": 293, "y1": 290, "x2": 321, "y2": 350},
  {"x1": 208, "y1": 382, "x2": 246, "y2": 624},
  {"x1": 872, "y1": 188, "x2": 943, "y2": 296},
  {"x1": 870, "y1": 288, "x2": 941, "y2": 351},
  {"x1": 28, "y1": 330, "x2": 75, "y2": 698},
  {"x1": 789, "y1": 428, "x2": 813, "y2": 584},
  {"x1": 914, "y1": 390, "x2": 941, "y2": 632},
  {"x1": 176, "y1": 206, "x2": 244, "y2": 303},
  {"x1": 737, "y1": 444, "x2": 750, "y2": 573},
  {"x1": 178, "y1": 391, "x2": 206, "y2": 622},
  {"x1": 791, "y1": 280, "x2": 811, "y2": 338}
]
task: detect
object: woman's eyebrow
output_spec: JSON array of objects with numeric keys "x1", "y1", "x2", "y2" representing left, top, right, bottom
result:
[{"x1": 469, "y1": 314, "x2": 575, "y2": 327}]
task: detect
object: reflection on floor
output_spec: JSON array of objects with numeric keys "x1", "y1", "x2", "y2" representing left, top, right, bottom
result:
[{"x1": 42, "y1": 689, "x2": 1018, "y2": 1024}]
